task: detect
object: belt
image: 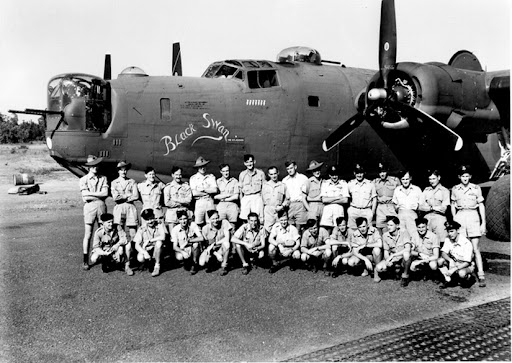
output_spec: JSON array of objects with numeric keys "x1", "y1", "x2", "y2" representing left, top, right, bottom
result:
[
  {"x1": 350, "y1": 205, "x2": 371, "y2": 209},
  {"x1": 426, "y1": 210, "x2": 445, "y2": 216},
  {"x1": 458, "y1": 207, "x2": 478, "y2": 211},
  {"x1": 196, "y1": 196, "x2": 213, "y2": 200},
  {"x1": 378, "y1": 200, "x2": 393, "y2": 204},
  {"x1": 290, "y1": 200, "x2": 303, "y2": 203}
]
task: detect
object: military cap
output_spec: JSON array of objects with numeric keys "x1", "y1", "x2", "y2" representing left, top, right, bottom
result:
[
  {"x1": 193, "y1": 156, "x2": 210, "y2": 168},
  {"x1": 141, "y1": 209, "x2": 156, "y2": 221},
  {"x1": 85, "y1": 155, "x2": 103, "y2": 166},
  {"x1": 354, "y1": 163, "x2": 365, "y2": 173},
  {"x1": 328, "y1": 165, "x2": 339, "y2": 175},
  {"x1": 378, "y1": 162, "x2": 389, "y2": 171},
  {"x1": 116, "y1": 161, "x2": 131, "y2": 169},
  {"x1": 444, "y1": 220, "x2": 461, "y2": 230},
  {"x1": 307, "y1": 160, "x2": 324, "y2": 171},
  {"x1": 458, "y1": 164, "x2": 472, "y2": 175},
  {"x1": 100, "y1": 213, "x2": 114, "y2": 222}
]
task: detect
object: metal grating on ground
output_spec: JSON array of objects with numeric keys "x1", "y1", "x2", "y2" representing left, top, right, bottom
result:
[{"x1": 287, "y1": 298, "x2": 510, "y2": 361}]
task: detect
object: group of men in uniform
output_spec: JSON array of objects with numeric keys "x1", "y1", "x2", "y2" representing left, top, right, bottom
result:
[{"x1": 80, "y1": 153, "x2": 487, "y2": 288}]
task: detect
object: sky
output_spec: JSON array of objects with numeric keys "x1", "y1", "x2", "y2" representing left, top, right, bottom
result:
[{"x1": 1, "y1": 0, "x2": 510, "y2": 122}]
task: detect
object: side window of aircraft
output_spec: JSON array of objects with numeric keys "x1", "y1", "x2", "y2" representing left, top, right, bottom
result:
[
  {"x1": 308, "y1": 96, "x2": 319, "y2": 107},
  {"x1": 203, "y1": 63, "x2": 222, "y2": 78},
  {"x1": 247, "y1": 70, "x2": 279, "y2": 89},
  {"x1": 215, "y1": 65, "x2": 238, "y2": 78},
  {"x1": 160, "y1": 98, "x2": 171, "y2": 122}
]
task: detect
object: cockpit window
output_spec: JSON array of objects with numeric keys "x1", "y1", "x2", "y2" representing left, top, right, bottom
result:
[
  {"x1": 47, "y1": 74, "x2": 110, "y2": 133},
  {"x1": 215, "y1": 65, "x2": 238, "y2": 78},
  {"x1": 247, "y1": 70, "x2": 279, "y2": 89},
  {"x1": 202, "y1": 63, "x2": 222, "y2": 78}
]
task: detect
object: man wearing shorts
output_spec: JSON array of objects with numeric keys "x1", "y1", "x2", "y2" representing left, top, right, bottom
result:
[
  {"x1": 138, "y1": 167, "x2": 166, "y2": 221},
  {"x1": 373, "y1": 162, "x2": 400, "y2": 234},
  {"x1": 214, "y1": 163, "x2": 240, "y2": 228},
  {"x1": 133, "y1": 209, "x2": 167, "y2": 277},
  {"x1": 329, "y1": 217, "x2": 352, "y2": 278},
  {"x1": 392, "y1": 170, "x2": 422, "y2": 239},
  {"x1": 347, "y1": 163, "x2": 377, "y2": 230},
  {"x1": 91, "y1": 213, "x2": 132, "y2": 275},
  {"x1": 268, "y1": 210, "x2": 301, "y2": 273},
  {"x1": 262, "y1": 166, "x2": 290, "y2": 233},
  {"x1": 345, "y1": 217, "x2": 382, "y2": 282},
  {"x1": 231, "y1": 212, "x2": 267, "y2": 275},
  {"x1": 410, "y1": 217, "x2": 441, "y2": 282},
  {"x1": 419, "y1": 170, "x2": 449, "y2": 243},
  {"x1": 111, "y1": 161, "x2": 139, "y2": 242},
  {"x1": 80, "y1": 155, "x2": 108, "y2": 271},
  {"x1": 375, "y1": 216, "x2": 413, "y2": 287},
  {"x1": 239, "y1": 154, "x2": 265, "y2": 223},
  {"x1": 438, "y1": 220, "x2": 475, "y2": 289},
  {"x1": 164, "y1": 166, "x2": 192, "y2": 233},
  {"x1": 190, "y1": 156, "x2": 218, "y2": 228},
  {"x1": 304, "y1": 160, "x2": 324, "y2": 221},
  {"x1": 282, "y1": 161, "x2": 309, "y2": 231},
  {"x1": 200, "y1": 210, "x2": 232, "y2": 276},
  {"x1": 299, "y1": 219, "x2": 331, "y2": 273},
  {"x1": 171, "y1": 210, "x2": 204, "y2": 275},
  {"x1": 320, "y1": 165, "x2": 349, "y2": 233},
  {"x1": 451, "y1": 165, "x2": 486, "y2": 287}
]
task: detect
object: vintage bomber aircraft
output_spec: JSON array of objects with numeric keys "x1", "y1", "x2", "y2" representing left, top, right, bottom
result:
[{"x1": 10, "y1": 0, "x2": 510, "y2": 239}]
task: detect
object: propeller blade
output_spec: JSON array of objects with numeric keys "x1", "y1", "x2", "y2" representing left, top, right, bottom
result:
[
  {"x1": 392, "y1": 102, "x2": 464, "y2": 151},
  {"x1": 378, "y1": 0, "x2": 397, "y2": 88},
  {"x1": 104, "y1": 54, "x2": 111, "y2": 80},
  {"x1": 172, "y1": 42, "x2": 182, "y2": 76},
  {"x1": 322, "y1": 113, "x2": 365, "y2": 152}
]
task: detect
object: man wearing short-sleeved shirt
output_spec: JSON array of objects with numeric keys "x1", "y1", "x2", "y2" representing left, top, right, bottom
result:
[
  {"x1": 304, "y1": 160, "x2": 324, "y2": 221},
  {"x1": 376, "y1": 216, "x2": 412, "y2": 287},
  {"x1": 171, "y1": 210, "x2": 204, "y2": 275},
  {"x1": 232, "y1": 212, "x2": 266, "y2": 275},
  {"x1": 80, "y1": 155, "x2": 109, "y2": 271},
  {"x1": 438, "y1": 220, "x2": 475, "y2": 289},
  {"x1": 190, "y1": 156, "x2": 218, "y2": 227},
  {"x1": 282, "y1": 161, "x2": 309, "y2": 230},
  {"x1": 410, "y1": 217, "x2": 440, "y2": 280},
  {"x1": 214, "y1": 163, "x2": 239, "y2": 227},
  {"x1": 451, "y1": 164, "x2": 486, "y2": 287},
  {"x1": 346, "y1": 217, "x2": 382, "y2": 282},
  {"x1": 347, "y1": 164, "x2": 377, "y2": 230},
  {"x1": 268, "y1": 210, "x2": 301, "y2": 273},
  {"x1": 262, "y1": 166, "x2": 290, "y2": 233},
  {"x1": 373, "y1": 162, "x2": 400, "y2": 234},
  {"x1": 239, "y1": 154, "x2": 265, "y2": 222},
  {"x1": 392, "y1": 170, "x2": 422, "y2": 239},
  {"x1": 133, "y1": 209, "x2": 167, "y2": 277},
  {"x1": 418, "y1": 170, "x2": 450, "y2": 243},
  {"x1": 200, "y1": 210, "x2": 232, "y2": 276},
  {"x1": 299, "y1": 219, "x2": 331, "y2": 272},
  {"x1": 138, "y1": 167, "x2": 166, "y2": 221},
  {"x1": 163, "y1": 166, "x2": 192, "y2": 233},
  {"x1": 111, "y1": 161, "x2": 139, "y2": 241},
  {"x1": 320, "y1": 165, "x2": 349, "y2": 232}
]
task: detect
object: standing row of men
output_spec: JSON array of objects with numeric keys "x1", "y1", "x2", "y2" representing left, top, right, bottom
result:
[{"x1": 79, "y1": 154, "x2": 487, "y2": 287}]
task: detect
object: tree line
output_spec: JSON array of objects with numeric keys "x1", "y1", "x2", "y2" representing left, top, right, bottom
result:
[{"x1": 0, "y1": 113, "x2": 45, "y2": 143}]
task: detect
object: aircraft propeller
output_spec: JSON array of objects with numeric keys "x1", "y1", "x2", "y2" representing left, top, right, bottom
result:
[{"x1": 323, "y1": 0, "x2": 463, "y2": 152}]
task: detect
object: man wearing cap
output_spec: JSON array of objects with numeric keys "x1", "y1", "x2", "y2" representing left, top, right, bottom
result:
[
  {"x1": 262, "y1": 166, "x2": 290, "y2": 233},
  {"x1": 199, "y1": 209, "x2": 232, "y2": 276},
  {"x1": 239, "y1": 154, "x2": 265, "y2": 223},
  {"x1": 232, "y1": 212, "x2": 266, "y2": 275},
  {"x1": 392, "y1": 170, "x2": 423, "y2": 239},
  {"x1": 91, "y1": 213, "x2": 133, "y2": 275},
  {"x1": 111, "y1": 161, "x2": 139, "y2": 242},
  {"x1": 171, "y1": 210, "x2": 204, "y2": 275},
  {"x1": 373, "y1": 162, "x2": 400, "y2": 234},
  {"x1": 304, "y1": 160, "x2": 324, "y2": 222},
  {"x1": 282, "y1": 161, "x2": 309, "y2": 231},
  {"x1": 164, "y1": 166, "x2": 192, "y2": 233},
  {"x1": 418, "y1": 170, "x2": 450, "y2": 243},
  {"x1": 79, "y1": 155, "x2": 109, "y2": 271},
  {"x1": 190, "y1": 156, "x2": 218, "y2": 228},
  {"x1": 133, "y1": 209, "x2": 167, "y2": 277},
  {"x1": 375, "y1": 216, "x2": 413, "y2": 287},
  {"x1": 451, "y1": 165, "x2": 486, "y2": 287},
  {"x1": 320, "y1": 165, "x2": 349, "y2": 233},
  {"x1": 138, "y1": 167, "x2": 166, "y2": 221},
  {"x1": 438, "y1": 220, "x2": 475, "y2": 289},
  {"x1": 214, "y1": 163, "x2": 240, "y2": 228},
  {"x1": 268, "y1": 209, "x2": 301, "y2": 273},
  {"x1": 347, "y1": 163, "x2": 377, "y2": 230}
]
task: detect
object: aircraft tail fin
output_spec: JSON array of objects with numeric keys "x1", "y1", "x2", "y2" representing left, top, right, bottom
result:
[
  {"x1": 448, "y1": 50, "x2": 483, "y2": 72},
  {"x1": 172, "y1": 42, "x2": 182, "y2": 76}
]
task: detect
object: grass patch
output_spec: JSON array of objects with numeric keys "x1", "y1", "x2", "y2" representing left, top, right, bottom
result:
[{"x1": 2, "y1": 143, "x2": 66, "y2": 176}]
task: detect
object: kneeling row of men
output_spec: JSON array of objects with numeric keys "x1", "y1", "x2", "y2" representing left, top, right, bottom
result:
[{"x1": 92, "y1": 205, "x2": 476, "y2": 289}]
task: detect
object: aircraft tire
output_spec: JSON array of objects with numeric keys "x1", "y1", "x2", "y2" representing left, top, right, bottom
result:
[{"x1": 485, "y1": 174, "x2": 510, "y2": 242}]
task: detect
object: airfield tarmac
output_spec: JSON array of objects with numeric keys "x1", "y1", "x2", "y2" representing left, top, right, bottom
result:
[{"x1": 0, "y1": 149, "x2": 510, "y2": 362}]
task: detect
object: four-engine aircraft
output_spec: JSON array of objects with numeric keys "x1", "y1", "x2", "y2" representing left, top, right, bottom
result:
[{"x1": 10, "y1": 0, "x2": 510, "y2": 239}]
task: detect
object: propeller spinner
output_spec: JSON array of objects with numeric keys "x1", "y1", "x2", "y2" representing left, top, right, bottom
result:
[{"x1": 323, "y1": 0, "x2": 463, "y2": 152}]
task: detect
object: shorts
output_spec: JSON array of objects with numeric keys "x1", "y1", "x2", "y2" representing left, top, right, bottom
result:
[
  {"x1": 113, "y1": 202, "x2": 138, "y2": 227},
  {"x1": 454, "y1": 209, "x2": 481, "y2": 238},
  {"x1": 320, "y1": 204, "x2": 344, "y2": 227},
  {"x1": 83, "y1": 200, "x2": 106, "y2": 225},
  {"x1": 288, "y1": 201, "x2": 307, "y2": 226},
  {"x1": 240, "y1": 194, "x2": 264, "y2": 221},
  {"x1": 194, "y1": 197, "x2": 215, "y2": 225},
  {"x1": 425, "y1": 213, "x2": 447, "y2": 242},
  {"x1": 347, "y1": 206, "x2": 373, "y2": 229},
  {"x1": 217, "y1": 202, "x2": 239, "y2": 223},
  {"x1": 307, "y1": 202, "x2": 324, "y2": 221},
  {"x1": 165, "y1": 207, "x2": 193, "y2": 224},
  {"x1": 398, "y1": 209, "x2": 418, "y2": 239},
  {"x1": 376, "y1": 203, "x2": 396, "y2": 228},
  {"x1": 175, "y1": 246, "x2": 192, "y2": 260}
]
